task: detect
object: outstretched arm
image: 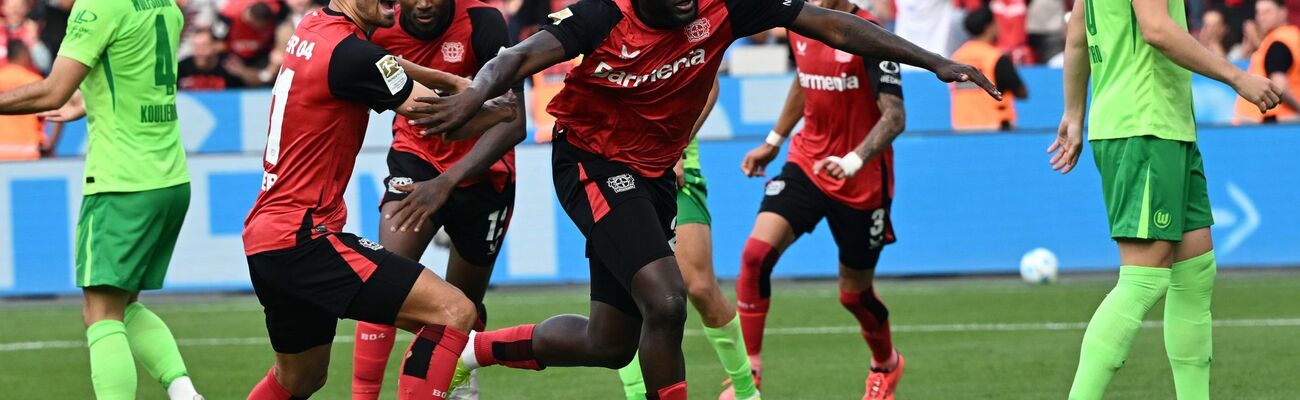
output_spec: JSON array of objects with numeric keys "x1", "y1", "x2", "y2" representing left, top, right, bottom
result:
[
  {"x1": 1132, "y1": 0, "x2": 1280, "y2": 111},
  {"x1": 412, "y1": 31, "x2": 570, "y2": 134},
  {"x1": 786, "y1": 5, "x2": 1001, "y2": 100},
  {"x1": 0, "y1": 57, "x2": 88, "y2": 115},
  {"x1": 1047, "y1": 0, "x2": 1089, "y2": 175},
  {"x1": 399, "y1": 58, "x2": 473, "y2": 94}
]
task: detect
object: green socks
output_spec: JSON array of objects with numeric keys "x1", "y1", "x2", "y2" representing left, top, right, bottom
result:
[
  {"x1": 618, "y1": 316, "x2": 758, "y2": 400},
  {"x1": 124, "y1": 302, "x2": 191, "y2": 387},
  {"x1": 1068, "y1": 266, "x2": 1171, "y2": 400},
  {"x1": 87, "y1": 320, "x2": 137, "y2": 400},
  {"x1": 704, "y1": 316, "x2": 758, "y2": 398},
  {"x1": 1165, "y1": 251, "x2": 1216, "y2": 400},
  {"x1": 618, "y1": 353, "x2": 647, "y2": 400}
]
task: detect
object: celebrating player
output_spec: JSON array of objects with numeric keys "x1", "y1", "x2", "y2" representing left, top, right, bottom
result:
[
  {"x1": 0, "y1": 1, "x2": 203, "y2": 398},
  {"x1": 1048, "y1": 0, "x2": 1281, "y2": 398},
  {"x1": 406, "y1": 0, "x2": 999, "y2": 398},
  {"x1": 240, "y1": 0, "x2": 518, "y2": 398},
  {"x1": 350, "y1": 0, "x2": 525, "y2": 398},
  {"x1": 734, "y1": 1, "x2": 907, "y2": 398},
  {"x1": 614, "y1": 79, "x2": 763, "y2": 400}
]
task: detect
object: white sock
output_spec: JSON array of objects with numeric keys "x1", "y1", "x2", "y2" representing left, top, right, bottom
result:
[
  {"x1": 460, "y1": 330, "x2": 482, "y2": 370},
  {"x1": 166, "y1": 376, "x2": 200, "y2": 399}
]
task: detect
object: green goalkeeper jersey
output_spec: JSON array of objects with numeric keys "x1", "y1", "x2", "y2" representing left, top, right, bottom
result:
[
  {"x1": 59, "y1": 0, "x2": 189, "y2": 195},
  {"x1": 1084, "y1": 0, "x2": 1196, "y2": 142}
]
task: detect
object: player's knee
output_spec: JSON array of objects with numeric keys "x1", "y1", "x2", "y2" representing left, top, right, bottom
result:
[
  {"x1": 279, "y1": 365, "x2": 328, "y2": 396},
  {"x1": 642, "y1": 291, "x2": 688, "y2": 329},
  {"x1": 685, "y1": 279, "x2": 719, "y2": 304},
  {"x1": 592, "y1": 341, "x2": 639, "y2": 369},
  {"x1": 441, "y1": 295, "x2": 478, "y2": 332}
]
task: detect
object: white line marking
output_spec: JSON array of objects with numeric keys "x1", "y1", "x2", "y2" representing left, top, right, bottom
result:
[{"x1": 4, "y1": 318, "x2": 1298, "y2": 353}]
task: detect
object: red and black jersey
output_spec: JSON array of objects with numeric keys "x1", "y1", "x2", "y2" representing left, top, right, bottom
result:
[
  {"x1": 218, "y1": 0, "x2": 283, "y2": 63},
  {"x1": 786, "y1": 7, "x2": 902, "y2": 210},
  {"x1": 372, "y1": 1, "x2": 515, "y2": 191},
  {"x1": 243, "y1": 8, "x2": 415, "y2": 255},
  {"x1": 541, "y1": 0, "x2": 804, "y2": 178}
]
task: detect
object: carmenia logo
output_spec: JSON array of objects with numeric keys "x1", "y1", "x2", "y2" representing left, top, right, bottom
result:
[{"x1": 592, "y1": 49, "x2": 707, "y2": 88}]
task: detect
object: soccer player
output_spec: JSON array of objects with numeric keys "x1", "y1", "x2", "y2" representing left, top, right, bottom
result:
[
  {"x1": 1048, "y1": 0, "x2": 1281, "y2": 397},
  {"x1": 0, "y1": 1, "x2": 204, "y2": 398},
  {"x1": 614, "y1": 79, "x2": 763, "y2": 400},
  {"x1": 351, "y1": 0, "x2": 525, "y2": 398},
  {"x1": 735, "y1": 1, "x2": 907, "y2": 398},
  {"x1": 408, "y1": 0, "x2": 1000, "y2": 398},
  {"x1": 239, "y1": 0, "x2": 518, "y2": 398}
]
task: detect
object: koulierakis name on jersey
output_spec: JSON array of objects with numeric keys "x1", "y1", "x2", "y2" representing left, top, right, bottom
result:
[
  {"x1": 798, "y1": 71, "x2": 862, "y2": 92},
  {"x1": 592, "y1": 48, "x2": 707, "y2": 88}
]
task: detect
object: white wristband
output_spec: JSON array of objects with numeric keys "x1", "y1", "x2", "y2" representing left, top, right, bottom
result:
[
  {"x1": 828, "y1": 152, "x2": 864, "y2": 177},
  {"x1": 765, "y1": 130, "x2": 786, "y2": 147}
]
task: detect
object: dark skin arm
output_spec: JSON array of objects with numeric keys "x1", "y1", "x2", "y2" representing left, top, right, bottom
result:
[
  {"x1": 787, "y1": 5, "x2": 1002, "y2": 100},
  {"x1": 813, "y1": 93, "x2": 905, "y2": 178},
  {"x1": 409, "y1": 30, "x2": 571, "y2": 134},
  {"x1": 675, "y1": 75, "x2": 720, "y2": 188},
  {"x1": 0, "y1": 57, "x2": 88, "y2": 115},
  {"x1": 386, "y1": 91, "x2": 527, "y2": 233}
]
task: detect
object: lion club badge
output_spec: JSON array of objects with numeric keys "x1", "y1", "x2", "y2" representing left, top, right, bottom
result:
[
  {"x1": 442, "y1": 42, "x2": 465, "y2": 63},
  {"x1": 684, "y1": 18, "x2": 711, "y2": 43}
]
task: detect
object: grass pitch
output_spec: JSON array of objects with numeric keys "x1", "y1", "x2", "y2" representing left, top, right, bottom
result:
[{"x1": 1, "y1": 270, "x2": 1298, "y2": 399}]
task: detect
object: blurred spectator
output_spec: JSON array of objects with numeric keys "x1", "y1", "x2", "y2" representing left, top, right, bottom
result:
[
  {"x1": 855, "y1": 0, "x2": 895, "y2": 22},
  {"x1": 895, "y1": 0, "x2": 963, "y2": 56},
  {"x1": 32, "y1": 0, "x2": 72, "y2": 60},
  {"x1": 991, "y1": 0, "x2": 1035, "y2": 63},
  {"x1": 1235, "y1": 0, "x2": 1300, "y2": 123},
  {"x1": 0, "y1": 40, "x2": 45, "y2": 161},
  {"x1": 1291, "y1": 0, "x2": 1300, "y2": 26},
  {"x1": 1199, "y1": 9, "x2": 1245, "y2": 59},
  {"x1": 2, "y1": 0, "x2": 50, "y2": 71},
  {"x1": 178, "y1": 28, "x2": 244, "y2": 91},
  {"x1": 1207, "y1": 0, "x2": 1257, "y2": 57},
  {"x1": 950, "y1": 7, "x2": 1028, "y2": 131},
  {"x1": 215, "y1": 0, "x2": 282, "y2": 72},
  {"x1": 1026, "y1": 0, "x2": 1066, "y2": 62}
]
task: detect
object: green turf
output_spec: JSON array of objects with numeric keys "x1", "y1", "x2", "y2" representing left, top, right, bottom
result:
[{"x1": 1, "y1": 271, "x2": 1297, "y2": 399}]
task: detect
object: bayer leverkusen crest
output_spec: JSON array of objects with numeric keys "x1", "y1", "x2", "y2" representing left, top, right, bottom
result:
[
  {"x1": 684, "y1": 18, "x2": 710, "y2": 43},
  {"x1": 442, "y1": 42, "x2": 465, "y2": 63}
]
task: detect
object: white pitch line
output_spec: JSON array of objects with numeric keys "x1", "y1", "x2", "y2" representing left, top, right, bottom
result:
[{"x1": 3, "y1": 318, "x2": 1298, "y2": 353}]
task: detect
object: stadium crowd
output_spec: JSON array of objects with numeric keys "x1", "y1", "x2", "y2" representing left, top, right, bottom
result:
[{"x1": 0, "y1": 0, "x2": 1298, "y2": 161}]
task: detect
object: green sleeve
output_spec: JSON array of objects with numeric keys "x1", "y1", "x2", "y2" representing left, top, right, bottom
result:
[{"x1": 57, "y1": 1, "x2": 122, "y2": 68}]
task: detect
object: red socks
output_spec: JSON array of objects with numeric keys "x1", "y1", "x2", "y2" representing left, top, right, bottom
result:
[
  {"x1": 467, "y1": 324, "x2": 544, "y2": 370},
  {"x1": 647, "y1": 381, "x2": 687, "y2": 400},
  {"x1": 737, "y1": 238, "x2": 780, "y2": 358},
  {"x1": 839, "y1": 288, "x2": 894, "y2": 364},
  {"x1": 353, "y1": 322, "x2": 398, "y2": 399},
  {"x1": 247, "y1": 368, "x2": 303, "y2": 400},
  {"x1": 397, "y1": 325, "x2": 470, "y2": 400}
]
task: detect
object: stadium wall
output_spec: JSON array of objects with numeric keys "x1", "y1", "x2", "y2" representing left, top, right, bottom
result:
[{"x1": 2, "y1": 68, "x2": 1296, "y2": 296}]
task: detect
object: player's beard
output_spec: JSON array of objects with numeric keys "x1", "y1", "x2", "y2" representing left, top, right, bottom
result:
[{"x1": 362, "y1": 0, "x2": 399, "y2": 28}]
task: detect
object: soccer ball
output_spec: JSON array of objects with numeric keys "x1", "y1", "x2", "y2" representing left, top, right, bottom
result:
[{"x1": 1019, "y1": 248, "x2": 1059, "y2": 284}]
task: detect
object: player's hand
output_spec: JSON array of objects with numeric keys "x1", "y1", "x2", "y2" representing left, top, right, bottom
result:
[
  {"x1": 409, "y1": 88, "x2": 488, "y2": 136},
  {"x1": 1048, "y1": 117, "x2": 1084, "y2": 174},
  {"x1": 741, "y1": 144, "x2": 780, "y2": 177},
  {"x1": 674, "y1": 157, "x2": 686, "y2": 189},
  {"x1": 813, "y1": 158, "x2": 847, "y2": 179},
  {"x1": 36, "y1": 95, "x2": 86, "y2": 122},
  {"x1": 1231, "y1": 71, "x2": 1283, "y2": 113},
  {"x1": 483, "y1": 91, "x2": 519, "y2": 123},
  {"x1": 934, "y1": 61, "x2": 1003, "y2": 101},
  {"x1": 385, "y1": 177, "x2": 456, "y2": 233}
]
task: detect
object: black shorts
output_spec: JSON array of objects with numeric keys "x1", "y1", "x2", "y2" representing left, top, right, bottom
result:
[
  {"x1": 760, "y1": 163, "x2": 896, "y2": 269},
  {"x1": 247, "y1": 233, "x2": 424, "y2": 354},
  {"x1": 551, "y1": 133, "x2": 676, "y2": 316},
  {"x1": 381, "y1": 149, "x2": 516, "y2": 266}
]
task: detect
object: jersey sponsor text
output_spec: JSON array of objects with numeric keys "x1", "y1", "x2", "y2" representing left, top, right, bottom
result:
[{"x1": 592, "y1": 48, "x2": 707, "y2": 88}]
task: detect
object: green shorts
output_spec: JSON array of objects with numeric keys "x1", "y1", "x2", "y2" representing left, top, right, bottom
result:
[
  {"x1": 76, "y1": 183, "x2": 191, "y2": 291},
  {"x1": 1091, "y1": 136, "x2": 1213, "y2": 241},
  {"x1": 677, "y1": 168, "x2": 711, "y2": 226}
]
